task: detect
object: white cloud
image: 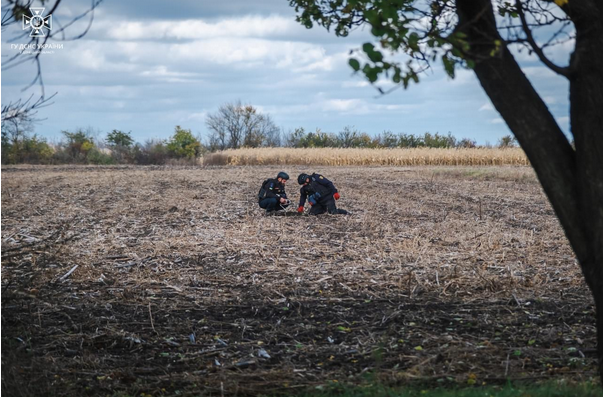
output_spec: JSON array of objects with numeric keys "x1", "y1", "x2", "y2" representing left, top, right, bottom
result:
[
  {"x1": 60, "y1": 37, "x2": 332, "y2": 78},
  {"x1": 139, "y1": 66, "x2": 203, "y2": 84},
  {"x1": 339, "y1": 76, "x2": 398, "y2": 91},
  {"x1": 479, "y1": 102, "x2": 494, "y2": 111},
  {"x1": 522, "y1": 66, "x2": 557, "y2": 79},
  {"x1": 146, "y1": 38, "x2": 326, "y2": 68},
  {"x1": 320, "y1": 99, "x2": 416, "y2": 115},
  {"x1": 324, "y1": 99, "x2": 364, "y2": 112},
  {"x1": 490, "y1": 118, "x2": 504, "y2": 124},
  {"x1": 101, "y1": 15, "x2": 298, "y2": 41},
  {"x1": 542, "y1": 38, "x2": 575, "y2": 65},
  {"x1": 448, "y1": 69, "x2": 476, "y2": 85},
  {"x1": 76, "y1": 85, "x2": 139, "y2": 99},
  {"x1": 556, "y1": 116, "x2": 569, "y2": 124},
  {"x1": 342, "y1": 80, "x2": 370, "y2": 88},
  {"x1": 379, "y1": 104, "x2": 413, "y2": 111},
  {"x1": 260, "y1": 104, "x2": 312, "y2": 115},
  {"x1": 187, "y1": 111, "x2": 208, "y2": 122},
  {"x1": 259, "y1": 99, "x2": 417, "y2": 117},
  {"x1": 293, "y1": 52, "x2": 349, "y2": 72}
]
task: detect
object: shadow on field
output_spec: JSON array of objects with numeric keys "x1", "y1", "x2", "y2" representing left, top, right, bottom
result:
[
  {"x1": 1, "y1": 166, "x2": 597, "y2": 396},
  {"x1": 1, "y1": 276, "x2": 596, "y2": 396}
]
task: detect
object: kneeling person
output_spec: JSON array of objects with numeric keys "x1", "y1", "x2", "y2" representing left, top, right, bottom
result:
[
  {"x1": 297, "y1": 173, "x2": 349, "y2": 215},
  {"x1": 258, "y1": 171, "x2": 290, "y2": 214}
]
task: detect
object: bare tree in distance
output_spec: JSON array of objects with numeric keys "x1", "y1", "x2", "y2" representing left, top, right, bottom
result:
[
  {"x1": 337, "y1": 125, "x2": 361, "y2": 148},
  {"x1": 205, "y1": 101, "x2": 281, "y2": 150}
]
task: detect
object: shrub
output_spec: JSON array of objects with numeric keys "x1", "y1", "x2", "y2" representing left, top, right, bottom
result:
[
  {"x1": 167, "y1": 126, "x2": 202, "y2": 159},
  {"x1": 1, "y1": 133, "x2": 54, "y2": 164},
  {"x1": 132, "y1": 140, "x2": 169, "y2": 165},
  {"x1": 60, "y1": 128, "x2": 95, "y2": 162},
  {"x1": 106, "y1": 130, "x2": 134, "y2": 163},
  {"x1": 498, "y1": 134, "x2": 518, "y2": 148}
]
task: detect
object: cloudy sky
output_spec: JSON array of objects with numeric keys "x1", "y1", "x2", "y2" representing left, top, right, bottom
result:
[{"x1": 1, "y1": 0, "x2": 571, "y2": 145}]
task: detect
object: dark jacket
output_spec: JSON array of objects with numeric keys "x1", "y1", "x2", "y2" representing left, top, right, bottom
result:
[
  {"x1": 298, "y1": 173, "x2": 337, "y2": 207},
  {"x1": 259, "y1": 178, "x2": 288, "y2": 202}
]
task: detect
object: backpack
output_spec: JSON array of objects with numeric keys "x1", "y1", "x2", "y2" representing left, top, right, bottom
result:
[{"x1": 257, "y1": 179, "x2": 271, "y2": 201}]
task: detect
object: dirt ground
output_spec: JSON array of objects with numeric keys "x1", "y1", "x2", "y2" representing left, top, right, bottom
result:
[{"x1": 1, "y1": 165, "x2": 596, "y2": 396}]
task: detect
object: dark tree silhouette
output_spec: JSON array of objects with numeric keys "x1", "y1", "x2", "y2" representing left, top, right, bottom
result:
[{"x1": 290, "y1": 0, "x2": 603, "y2": 381}]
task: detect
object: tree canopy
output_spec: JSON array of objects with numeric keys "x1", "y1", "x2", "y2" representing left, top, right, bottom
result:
[
  {"x1": 106, "y1": 130, "x2": 134, "y2": 148},
  {"x1": 291, "y1": 0, "x2": 575, "y2": 88},
  {"x1": 166, "y1": 126, "x2": 202, "y2": 159}
]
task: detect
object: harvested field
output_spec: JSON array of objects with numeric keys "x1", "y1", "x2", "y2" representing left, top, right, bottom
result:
[
  {"x1": 1, "y1": 165, "x2": 596, "y2": 396},
  {"x1": 202, "y1": 147, "x2": 529, "y2": 166}
]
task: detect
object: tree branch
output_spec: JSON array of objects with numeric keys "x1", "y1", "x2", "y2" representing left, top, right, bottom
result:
[
  {"x1": 515, "y1": 0, "x2": 571, "y2": 77},
  {"x1": 1, "y1": 93, "x2": 57, "y2": 122}
]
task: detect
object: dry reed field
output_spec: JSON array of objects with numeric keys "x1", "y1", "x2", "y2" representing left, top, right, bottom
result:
[
  {"x1": 202, "y1": 148, "x2": 529, "y2": 166},
  {"x1": 1, "y1": 165, "x2": 595, "y2": 396}
]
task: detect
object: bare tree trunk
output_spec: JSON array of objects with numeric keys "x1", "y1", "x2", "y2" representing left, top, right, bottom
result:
[
  {"x1": 569, "y1": 0, "x2": 603, "y2": 380},
  {"x1": 456, "y1": 0, "x2": 603, "y2": 382}
]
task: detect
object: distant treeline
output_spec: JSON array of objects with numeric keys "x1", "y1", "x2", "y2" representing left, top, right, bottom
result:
[
  {"x1": 1, "y1": 125, "x2": 517, "y2": 166},
  {"x1": 1, "y1": 101, "x2": 518, "y2": 165},
  {"x1": 282, "y1": 127, "x2": 489, "y2": 149},
  {"x1": 1, "y1": 126, "x2": 205, "y2": 165},
  {"x1": 204, "y1": 102, "x2": 516, "y2": 151}
]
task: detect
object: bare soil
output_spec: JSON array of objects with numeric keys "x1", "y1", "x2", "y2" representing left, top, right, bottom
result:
[{"x1": 1, "y1": 165, "x2": 596, "y2": 396}]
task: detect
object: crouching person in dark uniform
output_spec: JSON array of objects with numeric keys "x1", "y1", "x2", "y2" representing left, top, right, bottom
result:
[
  {"x1": 258, "y1": 171, "x2": 290, "y2": 214},
  {"x1": 296, "y1": 173, "x2": 349, "y2": 215}
]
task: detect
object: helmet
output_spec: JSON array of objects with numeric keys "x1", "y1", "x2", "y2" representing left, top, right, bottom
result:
[
  {"x1": 298, "y1": 173, "x2": 309, "y2": 185},
  {"x1": 277, "y1": 171, "x2": 289, "y2": 180}
]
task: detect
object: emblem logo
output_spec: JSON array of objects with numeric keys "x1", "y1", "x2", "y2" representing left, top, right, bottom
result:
[{"x1": 22, "y1": 7, "x2": 52, "y2": 37}]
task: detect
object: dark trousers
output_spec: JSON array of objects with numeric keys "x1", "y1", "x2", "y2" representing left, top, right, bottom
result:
[
  {"x1": 259, "y1": 198, "x2": 289, "y2": 211},
  {"x1": 309, "y1": 197, "x2": 348, "y2": 215}
]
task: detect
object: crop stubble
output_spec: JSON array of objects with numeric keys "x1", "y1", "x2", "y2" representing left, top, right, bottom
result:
[{"x1": 1, "y1": 165, "x2": 596, "y2": 396}]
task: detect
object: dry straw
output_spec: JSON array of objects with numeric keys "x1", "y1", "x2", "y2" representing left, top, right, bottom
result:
[
  {"x1": 1, "y1": 166, "x2": 592, "y2": 395},
  {"x1": 202, "y1": 147, "x2": 529, "y2": 166}
]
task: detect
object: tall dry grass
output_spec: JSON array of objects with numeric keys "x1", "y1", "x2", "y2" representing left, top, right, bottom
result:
[{"x1": 202, "y1": 147, "x2": 529, "y2": 166}]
